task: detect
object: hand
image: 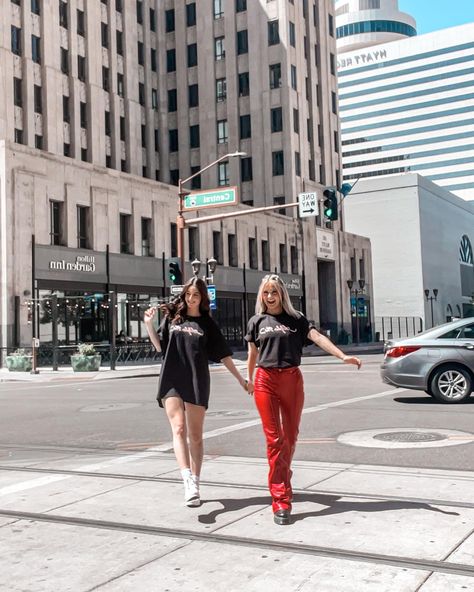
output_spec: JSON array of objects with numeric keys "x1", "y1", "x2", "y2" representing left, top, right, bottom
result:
[
  {"x1": 246, "y1": 380, "x2": 255, "y2": 395},
  {"x1": 144, "y1": 307, "x2": 157, "y2": 323},
  {"x1": 342, "y1": 355, "x2": 362, "y2": 369}
]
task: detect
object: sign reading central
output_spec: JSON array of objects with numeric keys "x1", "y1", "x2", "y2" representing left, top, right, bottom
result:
[{"x1": 183, "y1": 187, "x2": 238, "y2": 211}]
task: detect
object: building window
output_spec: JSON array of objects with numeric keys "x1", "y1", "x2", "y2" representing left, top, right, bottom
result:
[
  {"x1": 217, "y1": 119, "x2": 228, "y2": 144},
  {"x1": 14, "y1": 129, "x2": 23, "y2": 144},
  {"x1": 215, "y1": 36, "x2": 225, "y2": 60},
  {"x1": 120, "y1": 116, "x2": 126, "y2": 141},
  {"x1": 32, "y1": 35, "x2": 41, "y2": 64},
  {"x1": 169, "y1": 129, "x2": 178, "y2": 152},
  {"x1": 190, "y1": 124, "x2": 200, "y2": 149},
  {"x1": 218, "y1": 161, "x2": 229, "y2": 186},
  {"x1": 187, "y1": 43, "x2": 198, "y2": 67},
  {"x1": 120, "y1": 214, "x2": 132, "y2": 254},
  {"x1": 293, "y1": 108, "x2": 299, "y2": 133},
  {"x1": 34, "y1": 85, "x2": 42, "y2": 114},
  {"x1": 291, "y1": 65, "x2": 297, "y2": 90},
  {"x1": 295, "y1": 151, "x2": 301, "y2": 176},
  {"x1": 62, "y1": 95, "x2": 70, "y2": 122},
  {"x1": 105, "y1": 111, "x2": 111, "y2": 136},
  {"x1": 330, "y1": 52, "x2": 336, "y2": 75},
  {"x1": 151, "y1": 89, "x2": 158, "y2": 109},
  {"x1": 168, "y1": 89, "x2": 177, "y2": 112},
  {"x1": 151, "y1": 48, "x2": 157, "y2": 71},
  {"x1": 331, "y1": 91, "x2": 337, "y2": 114},
  {"x1": 189, "y1": 84, "x2": 199, "y2": 107},
  {"x1": 59, "y1": 1, "x2": 68, "y2": 28},
  {"x1": 50, "y1": 201, "x2": 63, "y2": 246},
  {"x1": 279, "y1": 243, "x2": 288, "y2": 273},
  {"x1": 35, "y1": 134, "x2": 43, "y2": 149},
  {"x1": 141, "y1": 217, "x2": 152, "y2": 256},
  {"x1": 328, "y1": 13, "x2": 334, "y2": 37},
  {"x1": 64, "y1": 143, "x2": 70, "y2": 157},
  {"x1": 116, "y1": 30, "x2": 123, "y2": 55},
  {"x1": 216, "y1": 78, "x2": 227, "y2": 102},
  {"x1": 241, "y1": 157, "x2": 252, "y2": 182},
  {"x1": 213, "y1": 231, "x2": 223, "y2": 264},
  {"x1": 272, "y1": 151, "x2": 284, "y2": 176},
  {"x1": 236, "y1": 0, "x2": 247, "y2": 12},
  {"x1": 213, "y1": 0, "x2": 223, "y2": 19},
  {"x1": 31, "y1": 0, "x2": 41, "y2": 15},
  {"x1": 101, "y1": 23, "x2": 108, "y2": 48},
  {"x1": 165, "y1": 9, "x2": 175, "y2": 32},
  {"x1": 239, "y1": 114, "x2": 251, "y2": 139},
  {"x1": 271, "y1": 107, "x2": 282, "y2": 132},
  {"x1": 238, "y1": 72, "x2": 249, "y2": 96},
  {"x1": 11, "y1": 26, "x2": 21, "y2": 56},
  {"x1": 61, "y1": 47, "x2": 69, "y2": 74},
  {"x1": 138, "y1": 83, "x2": 145, "y2": 106},
  {"x1": 77, "y1": 206, "x2": 90, "y2": 249},
  {"x1": 237, "y1": 30, "x2": 248, "y2": 54},
  {"x1": 13, "y1": 78, "x2": 22, "y2": 107},
  {"x1": 167, "y1": 49, "x2": 176, "y2": 72},
  {"x1": 269, "y1": 63, "x2": 281, "y2": 89},
  {"x1": 170, "y1": 170, "x2": 179, "y2": 186},
  {"x1": 186, "y1": 3, "x2": 196, "y2": 27},
  {"x1": 102, "y1": 66, "x2": 109, "y2": 91},
  {"x1": 80, "y1": 101, "x2": 87, "y2": 128},
  {"x1": 149, "y1": 8, "x2": 156, "y2": 31},
  {"x1": 190, "y1": 165, "x2": 201, "y2": 190},
  {"x1": 249, "y1": 238, "x2": 258, "y2": 269},
  {"x1": 334, "y1": 130, "x2": 339, "y2": 153},
  {"x1": 228, "y1": 234, "x2": 238, "y2": 267},
  {"x1": 289, "y1": 21, "x2": 296, "y2": 47},
  {"x1": 136, "y1": 0, "x2": 143, "y2": 24},
  {"x1": 291, "y1": 246, "x2": 298, "y2": 274},
  {"x1": 117, "y1": 73, "x2": 124, "y2": 97},
  {"x1": 116, "y1": 0, "x2": 123, "y2": 12},
  {"x1": 188, "y1": 226, "x2": 200, "y2": 260},
  {"x1": 78, "y1": 55, "x2": 86, "y2": 81},
  {"x1": 81, "y1": 148, "x2": 88, "y2": 162},
  {"x1": 262, "y1": 240, "x2": 270, "y2": 271},
  {"x1": 268, "y1": 20, "x2": 279, "y2": 45},
  {"x1": 137, "y1": 41, "x2": 144, "y2": 65}
]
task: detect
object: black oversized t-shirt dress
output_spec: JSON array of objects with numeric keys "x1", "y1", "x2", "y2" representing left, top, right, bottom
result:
[
  {"x1": 245, "y1": 312, "x2": 313, "y2": 368},
  {"x1": 157, "y1": 315, "x2": 232, "y2": 409}
]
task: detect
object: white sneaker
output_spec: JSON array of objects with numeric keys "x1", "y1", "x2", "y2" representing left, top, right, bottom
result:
[{"x1": 184, "y1": 475, "x2": 200, "y2": 507}]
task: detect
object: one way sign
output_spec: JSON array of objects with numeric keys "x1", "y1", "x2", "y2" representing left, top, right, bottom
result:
[{"x1": 298, "y1": 192, "x2": 318, "y2": 218}]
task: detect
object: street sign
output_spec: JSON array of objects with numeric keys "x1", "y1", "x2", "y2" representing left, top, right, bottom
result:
[
  {"x1": 170, "y1": 285, "x2": 183, "y2": 296},
  {"x1": 207, "y1": 285, "x2": 217, "y2": 310},
  {"x1": 298, "y1": 192, "x2": 318, "y2": 218},
  {"x1": 183, "y1": 187, "x2": 238, "y2": 211}
]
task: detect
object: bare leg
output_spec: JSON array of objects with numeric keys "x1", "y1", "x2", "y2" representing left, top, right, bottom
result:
[
  {"x1": 164, "y1": 396, "x2": 190, "y2": 470},
  {"x1": 184, "y1": 402, "x2": 206, "y2": 477}
]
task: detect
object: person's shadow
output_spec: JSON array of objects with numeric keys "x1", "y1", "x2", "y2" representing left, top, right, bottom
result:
[{"x1": 197, "y1": 491, "x2": 459, "y2": 524}]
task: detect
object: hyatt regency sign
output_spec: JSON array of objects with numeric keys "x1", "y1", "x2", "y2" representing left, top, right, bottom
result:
[{"x1": 337, "y1": 48, "x2": 388, "y2": 70}]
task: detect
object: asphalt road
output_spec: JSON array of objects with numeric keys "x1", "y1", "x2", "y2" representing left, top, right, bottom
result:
[{"x1": 1, "y1": 354, "x2": 473, "y2": 471}]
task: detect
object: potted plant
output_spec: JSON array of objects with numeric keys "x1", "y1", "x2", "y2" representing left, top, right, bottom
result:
[
  {"x1": 5, "y1": 348, "x2": 33, "y2": 372},
  {"x1": 71, "y1": 343, "x2": 102, "y2": 372}
]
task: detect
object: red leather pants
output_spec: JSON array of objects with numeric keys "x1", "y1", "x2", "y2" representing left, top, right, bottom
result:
[{"x1": 254, "y1": 366, "x2": 304, "y2": 512}]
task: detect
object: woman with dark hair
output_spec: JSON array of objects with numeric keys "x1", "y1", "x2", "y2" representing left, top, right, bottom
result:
[
  {"x1": 145, "y1": 277, "x2": 248, "y2": 507},
  {"x1": 245, "y1": 274, "x2": 361, "y2": 525}
]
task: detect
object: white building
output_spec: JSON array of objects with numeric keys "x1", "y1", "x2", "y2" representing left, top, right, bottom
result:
[
  {"x1": 337, "y1": 23, "x2": 474, "y2": 201},
  {"x1": 335, "y1": 0, "x2": 416, "y2": 53},
  {"x1": 344, "y1": 174, "x2": 474, "y2": 337}
]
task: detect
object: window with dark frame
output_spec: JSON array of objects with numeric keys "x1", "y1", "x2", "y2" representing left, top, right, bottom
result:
[
  {"x1": 167, "y1": 49, "x2": 176, "y2": 72},
  {"x1": 141, "y1": 217, "x2": 152, "y2": 256},
  {"x1": 170, "y1": 170, "x2": 179, "y2": 186},
  {"x1": 186, "y1": 3, "x2": 196, "y2": 27},
  {"x1": 240, "y1": 157, "x2": 252, "y2": 182},
  {"x1": 291, "y1": 65, "x2": 297, "y2": 90},
  {"x1": 291, "y1": 245, "x2": 298, "y2": 274},
  {"x1": 31, "y1": 0, "x2": 41, "y2": 15},
  {"x1": 151, "y1": 48, "x2": 157, "y2": 71},
  {"x1": 289, "y1": 21, "x2": 296, "y2": 47},
  {"x1": 138, "y1": 82, "x2": 145, "y2": 106},
  {"x1": 78, "y1": 55, "x2": 86, "y2": 81},
  {"x1": 272, "y1": 151, "x2": 284, "y2": 176},
  {"x1": 236, "y1": 0, "x2": 247, "y2": 12},
  {"x1": 249, "y1": 238, "x2": 258, "y2": 269},
  {"x1": 237, "y1": 30, "x2": 248, "y2": 54},
  {"x1": 217, "y1": 119, "x2": 228, "y2": 143},
  {"x1": 105, "y1": 111, "x2": 111, "y2": 136},
  {"x1": 239, "y1": 114, "x2": 251, "y2": 139},
  {"x1": 213, "y1": 231, "x2": 223, "y2": 264},
  {"x1": 101, "y1": 22, "x2": 108, "y2": 48},
  {"x1": 189, "y1": 124, "x2": 200, "y2": 149},
  {"x1": 32, "y1": 35, "x2": 41, "y2": 64},
  {"x1": 213, "y1": 0, "x2": 224, "y2": 19},
  {"x1": 190, "y1": 166, "x2": 201, "y2": 190},
  {"x1": 35, "y1": 134, "x2": 43, "y2": 149},
  {"x1": 189, "y1": 84, "x2": 199, "y2": 107},
  {"x1": 116, "y1": 30, "x2": 123, "y2": 55},
  {"x1": 295, "y1": 152, "x2": 301, "y2": 176},
  {"x1": 59, "y1": 1, "x2": 68, "y2": 28},
  {"x1": 13, "y1": 78, "x2": 22, "y2": 107},
  {"x1": 136, "y1": 0, "x2": 143, "y2": 24},
  {"x1": 216, "y1": 78, "x2": 226, "y2": 102},
  {"x1": 168, "y1": 89, "x2": 177, "y2": 112},
  {"x1": 187, "y1": 43, "x2": 198, "y2": 67},
  {"x1": 188, "y1": 226, "x2": 200, "y2": 260},
  {"x1": 151, "y1": 89, "x2": 158, "y2": 109},
  {"x1": 238, "y1": 72, "x2": 249, "y2": 96},
  {"x1": 268, "y1": 20, "x2": 279, "y2": 45},
  {"x1": 165, "y1": 9, "x2": 175, "y2": 32},
  {"x1": 80, "y1": 101, "x2": 87, "y2": 128},
  {"x1": 218, "y1": 161, "x2": 229, "y2": 186},
  {"x1": 228, "y1": 234, "x2": 238, "y2": 267},
  {"x1": 62, "y1": 95, "x2": 70, "y2": 123},
  {"x1": 77, "y1": 205, "x2": 90, "y2": 249},
  {"x1": 120, "y1": 116, "x2": 126, "y2": 141},
  {"x1": 120, "y1": 214, "x2": 132, "y2": 254},
  {"x1": 137, "y1": 41, "x2": 144, "y2": 65},
  {"x1": 149, "y1": 8, "x2": 156, "y2": 32},
  {"x1": 50, "y1": 201, "x2": 63, "y2": 246},
  {"x1": 262, "y1": 240, "x2": 270, "y2": 271},
  {"x1": 293, "y1": 108, "x2": 299, "y2": 133},
  {"x1": 269, "y1": 63, "x2": 281, "y2": 89},
  {"x1": 102, "y1": 66, "x2": 109, "y2": 91},
  {"x1": 215, "y1": 36, "x2": 225, "y2": 60},
  {"x1": 14, "y1": 129, "x2": 23, "y2": 145},
  {"x1": 34, "y1": 85, "x2": 42, "y2": 114},
  {"x1": 117, "y1": 73, "x2": 124, "y2": 97},
  {"x1": 11, "y1": 26, "x2": 21, "y2": 56},
  {"x1": 271, "y1": 107, "x2": 283, "y2": 132},
  {"x1": 170, "y1": 222, "x2": 178, "y2": 256},
  {"x1": 169, "y1": 129, "x2": 178, "y2": 152},
  {"x1": 279, "y1": 243, "x2": 288, "y2": 273}
]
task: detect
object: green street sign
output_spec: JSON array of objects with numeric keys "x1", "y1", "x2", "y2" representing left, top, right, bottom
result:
[{"x1": 183, "y1": 187, "x2": 238, "y2": 211}]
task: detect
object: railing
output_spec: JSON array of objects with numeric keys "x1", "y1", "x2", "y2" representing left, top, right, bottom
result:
[{"x1": 374, "y1": 316, "x2": 423, "y2": 342}]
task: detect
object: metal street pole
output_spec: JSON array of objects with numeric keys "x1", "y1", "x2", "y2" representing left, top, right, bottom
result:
[{"x1": 355, "y1": 288, "x2": 360, "y2": 345}]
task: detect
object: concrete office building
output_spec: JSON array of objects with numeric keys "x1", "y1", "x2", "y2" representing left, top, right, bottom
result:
[
  {"x1": 0, "y1": 0, "x2": 372, "y2": 353},
  {"x1": 336, "y1": 22, "x2": 474, "y2": 201},
  {"x1": 344, "y1": 174, "x2": 474, "y2": 336}
]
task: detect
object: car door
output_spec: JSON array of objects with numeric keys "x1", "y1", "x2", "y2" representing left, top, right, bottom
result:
[{"x1": 458, "y1": 322, "x2": 474, "y2": 371}]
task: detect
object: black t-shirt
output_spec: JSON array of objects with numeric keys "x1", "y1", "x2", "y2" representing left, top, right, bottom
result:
[
  {"x1": 245, "y1": 312, "x2": 313, "y2": 368},
  {"x1": 157, "y1": 314, "x2": 232, "y2": 408}
]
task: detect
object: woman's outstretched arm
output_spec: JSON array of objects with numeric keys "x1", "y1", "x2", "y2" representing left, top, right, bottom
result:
[
  {"x1": 308, "y1": 328, "x2": 361, "y2": 368},
  {"x1": 144, "y1": 307, "x2": 162, "y2": 354}
]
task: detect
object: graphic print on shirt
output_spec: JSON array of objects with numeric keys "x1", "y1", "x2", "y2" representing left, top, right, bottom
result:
[
  {"x1": 259, "y1": 324, "x2": 298, "y2": 337},
  {"x1": 169, "y1": 324, "x2": 204, "y2": 337}
]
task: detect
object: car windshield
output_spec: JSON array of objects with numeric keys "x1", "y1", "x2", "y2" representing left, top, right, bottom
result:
[{"x1": 437, "y1": 323, "x2": 474, "y2": 340}]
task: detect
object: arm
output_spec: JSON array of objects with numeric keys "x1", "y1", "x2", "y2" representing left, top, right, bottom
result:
[
  {"x1": 246, "y1": 342, "x2": 258, "y2": 393},
  {"x1": 144, "y1": 307, "x2": 162, "y2": 354},
  {"x1": 308, "y1": 328, "x2": 361, "y2": 368},
  {"x1": 221, "y1": 356, "x2": 248, "y2": 391}
]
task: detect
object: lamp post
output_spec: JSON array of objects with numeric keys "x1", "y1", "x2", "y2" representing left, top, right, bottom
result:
[
  {"x1": 177, "y1": 151, "x2": 247, "y2": 275},
  {"x1": 347, "y1": 278, "x2": 365, "y2": 344},
  {"x1": 191, "y1": 257, "x2": 218, "y2": 285},
  {"x1": 424, "y1": 288, "x2": 438, "y2": 328}
]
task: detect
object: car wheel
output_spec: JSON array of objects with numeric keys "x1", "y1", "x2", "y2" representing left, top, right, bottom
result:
[
  {"x1": 424, "y1": 389, "x2": 434, "y2": 397},
  {"x1": 430, "y1": 366, "x2": 472, "y2": 403}
]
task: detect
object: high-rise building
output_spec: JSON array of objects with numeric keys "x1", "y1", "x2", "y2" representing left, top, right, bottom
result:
[
  {"x1": 337, "y1": 23, "x2": 474, "y2": 201},
  {"x1": 335, "y1": 0, "x2": 416, "y2": 53}
]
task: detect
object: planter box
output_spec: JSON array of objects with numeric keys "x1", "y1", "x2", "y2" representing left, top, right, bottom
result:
[
  {"x1": 5, "y1": 356, "x2": 33, "y2": 372},
  {"x1": 71, "y1": 354, "x2": 101, "y2": 372}
]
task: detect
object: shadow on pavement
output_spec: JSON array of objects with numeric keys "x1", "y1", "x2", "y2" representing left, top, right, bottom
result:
[
  {"x1": 197, "y1": 491, "x2": 459, "y2": 525},
  {"x1": 394, "y1": 396, "x2": 474, "y2": 405}
]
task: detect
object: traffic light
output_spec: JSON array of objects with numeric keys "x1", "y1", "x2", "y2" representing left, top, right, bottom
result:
[
  {"x1": 168, "y1": 258, "x2": 182, "y2": 285},
  {"x1": 323, "y1": 188, "x2": 338, "y2": 221}
]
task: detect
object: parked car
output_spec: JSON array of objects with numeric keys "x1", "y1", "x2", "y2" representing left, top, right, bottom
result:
[{"x1": 381, "y1": 318, "x2": 474, "y2": 403}]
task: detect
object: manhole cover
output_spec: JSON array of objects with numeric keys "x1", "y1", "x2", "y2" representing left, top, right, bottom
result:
[
  {"x1": 206, "y1": 410, "x2": 251, "y2": 418},
  {"x1": 80, "y1": 403, "x2": 142, "y2": 413},
  {"x1": 374, "y1": 431, "x2": 445, "y2": 443}
]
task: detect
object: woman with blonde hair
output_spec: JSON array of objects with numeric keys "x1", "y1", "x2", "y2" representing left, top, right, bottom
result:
[
  {"x1": 145, "y1": 277, "x2": 248, "y2": 507},
  {"x1": 245, "y1": 274, "x2": 361, "y2": 525}
]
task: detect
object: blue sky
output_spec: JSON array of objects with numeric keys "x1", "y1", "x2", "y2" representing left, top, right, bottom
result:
[{"x1": 398, "y1": 0, "x2": 474, "y2": 34}]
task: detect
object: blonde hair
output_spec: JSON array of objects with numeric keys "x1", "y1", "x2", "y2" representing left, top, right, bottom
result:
[{"x1": 255, "y1": 274, "x2": 300, "y2": 318}]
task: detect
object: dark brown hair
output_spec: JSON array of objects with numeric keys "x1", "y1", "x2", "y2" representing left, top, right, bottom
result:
[{"x1": 169, "y1": 277, "x2": 210, "y2": 324}]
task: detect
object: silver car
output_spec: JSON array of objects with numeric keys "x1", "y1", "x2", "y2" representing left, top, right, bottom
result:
[{"x1": 381, "y1": 317, "x2": 474, "y2": 403}]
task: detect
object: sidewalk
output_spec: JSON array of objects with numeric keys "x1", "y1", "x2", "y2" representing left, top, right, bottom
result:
[
  {"x1": 0, "y1": 450, "x2": 473, "y2": 591},
  {"x1": 0, "y1": 344, "x2": 383, "y2": 383}
]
